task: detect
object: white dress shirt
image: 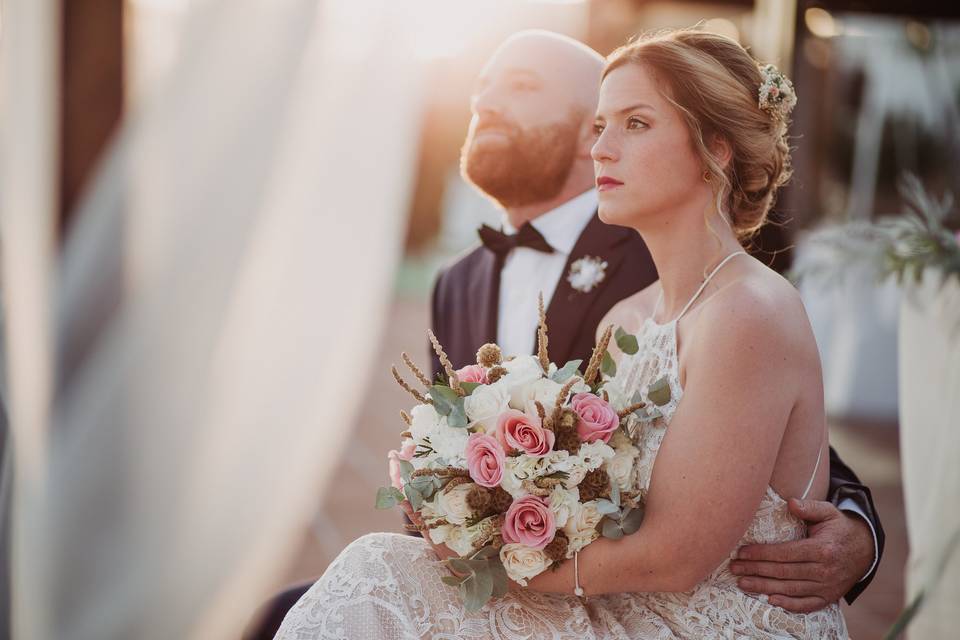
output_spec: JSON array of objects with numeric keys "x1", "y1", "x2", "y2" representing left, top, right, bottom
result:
[{"x1": 496, "y1": 189, "x2": 598, "y2": 358}]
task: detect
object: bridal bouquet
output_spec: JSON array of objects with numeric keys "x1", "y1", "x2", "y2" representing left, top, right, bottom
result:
[{"x1": 376, "y1": 296, "x2": 648, "y2": 611}]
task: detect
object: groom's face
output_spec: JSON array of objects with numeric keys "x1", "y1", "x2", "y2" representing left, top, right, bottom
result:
[{"x1": 460, "y1": 45, "x2": 585, "y2": 208}]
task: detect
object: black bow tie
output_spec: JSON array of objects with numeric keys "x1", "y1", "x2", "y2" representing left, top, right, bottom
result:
[{"x1": 478, "y1": 223, "x2": 555, "y2": 257}]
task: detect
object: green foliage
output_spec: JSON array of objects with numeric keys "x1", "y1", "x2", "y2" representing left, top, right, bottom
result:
[
  {"x1": 442, "y1": 545, "x2": 510, "y2": 612},
  {"x1": 614, "y1": 327, "x2": 639, "y2": 355},
  {"x1": 430, "y1": 384, "x2": 468, "y2": 428},
  {"x1": 551, "y1": 359, "x2": 583, "y2": 383},
  {"x1": 647, "y1": 376, "x2": 672, "y2": 407},
  {"x1": 601, "y1": 350, "x2": 617, "y2": 377},
  {"x1": 374, "y1": 486, "x2": 405, "y2": 509}
]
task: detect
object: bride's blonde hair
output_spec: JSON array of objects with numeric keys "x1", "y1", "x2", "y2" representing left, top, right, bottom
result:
[{"x1": 603, "y1": 28, "x2": 793, "y2": 240}]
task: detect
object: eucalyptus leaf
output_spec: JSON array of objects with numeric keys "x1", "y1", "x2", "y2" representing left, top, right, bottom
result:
[
  {"x1": 551, "y1": 359, "x2": 583, "y2": 383},
  {"x1": 447, "y1": 400, "x2": 469, "y2": 428},
  {"x1": 647, "y1": 376, "x2": 672, "y2": 407},
  {"x1": 621, "y1": 505, "x2": 646, "y2": 535},
  {"x1": 601, "y1": 350, "x2": 617, "y2": 377},
  {"x1": 595, "y1": 499, "x2": 619, "y2": 515},
  {"x1": 601, "y1": 518, "x2": 624, "y2": 540},
  {"x1": 614, "y1": 327, "x2": 639, "y2": 355},
  {"x1": 609, "y1": 481, "x2": 621, "y2": 507},
  {"x1": 489, "y1": 559, "x2": 510, "y2": 598},
  {"x1": 429, "y1": 384, "x2": 459, "y2": 416},
  {"x1": 374, "y1": 486, "x2": 405, "y2": 509},
  {"x1": 399, "y1": 460, "x2": 415, "y2": 484},
  {"x1": 472, "y1": 545, "x2": 500, "y2": 561},
  {"x1": 404, "y1": 483, "x2": 424, "y2": 510},
  {"x1": 461, "y1": 570, "x2": 494, "y2": 613},
  {"x1": 441, "y1": 575, "x2": 465, "y2": 587},
  {"x1": 447, "y1": 558, "x2": 473, "y2": 575},
  {"x1": 461, "y1": 382, "x2": 481, "y2": 396}
]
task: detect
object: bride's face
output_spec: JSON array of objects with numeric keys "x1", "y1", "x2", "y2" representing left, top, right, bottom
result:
[{"x1": 591, "y1": 63, "x2": 708, "y2": 229}]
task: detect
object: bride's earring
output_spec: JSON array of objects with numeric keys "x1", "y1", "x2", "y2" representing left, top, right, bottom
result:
[{"x1": 703, "y1": 170, "x2": 712, "y2": 183}]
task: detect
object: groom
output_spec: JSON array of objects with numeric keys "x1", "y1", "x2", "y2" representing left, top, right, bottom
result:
[
  {"x1": 245, "y1": 31, "x2": 882, "y2": 639},
  {"x1": 430, "y1": 30, "x2": 884, "y2": 614}
]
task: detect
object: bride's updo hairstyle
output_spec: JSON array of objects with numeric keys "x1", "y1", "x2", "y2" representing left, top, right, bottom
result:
[{"x1": 603, "y1": 28, "x2": 794, "y2": 240}]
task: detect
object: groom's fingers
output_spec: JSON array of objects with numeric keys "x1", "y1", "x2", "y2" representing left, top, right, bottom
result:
[
  {"x1": 729, "y1": 560, "x2": 819, "y2": 581},
  {"x1": 787, "y1": 497, "x2": 841, "y2": 524},
  {"x1": 737, "y1": 577, "x2": 823, "y2": 598},
  {"x1": 736, "y1": 538, "x2": 822, "y2": 563},
  {"x1": 767, "y1": 595, "x2": 829, "y2": 614}
]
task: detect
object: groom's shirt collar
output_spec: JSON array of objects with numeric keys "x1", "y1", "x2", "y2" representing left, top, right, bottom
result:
[{"x1": 500, "y1": 188, "x2": 598, "y2": 256}]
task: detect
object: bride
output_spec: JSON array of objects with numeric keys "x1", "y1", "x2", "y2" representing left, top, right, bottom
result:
[{"x1": 275, "y1": 28, "x2": 847, "y2": 639}]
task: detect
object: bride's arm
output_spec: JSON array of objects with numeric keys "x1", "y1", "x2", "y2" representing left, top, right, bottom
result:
[{"x1": 527, "y1": 283, "x2": 806, "y2": 595}]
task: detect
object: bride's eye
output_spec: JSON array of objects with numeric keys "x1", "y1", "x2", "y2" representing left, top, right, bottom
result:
[
  {"x1": 593, "y1": 122, "x2": 605, "y2": 136},
  {"x1": 627, "y1": 116, "x2": 648, "y2": 130}
]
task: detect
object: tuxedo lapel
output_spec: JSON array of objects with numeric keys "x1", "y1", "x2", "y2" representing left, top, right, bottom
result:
[{"x1": 542, "y1": 213, "x2": 637, "y2": 365}]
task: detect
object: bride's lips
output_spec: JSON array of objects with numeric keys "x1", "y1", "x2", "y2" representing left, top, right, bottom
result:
[{"x1": 596, "y1": 176, "x2": 624, "y2": 191}]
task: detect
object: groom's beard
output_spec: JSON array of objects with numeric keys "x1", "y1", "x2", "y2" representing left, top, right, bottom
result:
[{"x1": 460, "y1": 114, "x2": 580, "y2": 208}]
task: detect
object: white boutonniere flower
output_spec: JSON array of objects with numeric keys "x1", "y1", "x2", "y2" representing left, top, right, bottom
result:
[{"x1": 567, "y1": 255, "x2": 608, "y2": 293}]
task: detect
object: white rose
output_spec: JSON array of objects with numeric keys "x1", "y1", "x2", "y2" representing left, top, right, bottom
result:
[
  {"x1": 606, "y1": 441, "x2": 639, "y2": 491},
  {"x1": 500, "y1": 355, "x2": 546, "y2": 409},
  {"x1": 410, "y1": 403, "x2": 444, "y2": 442},
  {"x1": 429, "y1": 523, "x2": 479, "y2": 556},
  {"x1": 463, "y1": 383, "x2": 510, "y2": 431},
  {"x1": 499, "y1": 544, "x2": 553, "y2": 586},
  {"x1": 430, "y1": 424, "x2": 470, "y2": 464},
  {"x1": 548, "y1": 485, "x2": 581, "y2": 529},
  {"x1": 601, "y1": 382, "x2": 630, "y2": 412},
  {"x1": 435, "y1": 482, "x2": 477, "y2": 525},
  {"x1": 519, "y1": 377, "x2": 563, "y2": 417},
  {"x1": 564, "y1": 500, "x2": 603, "y2": 554},
  {"x1": 576, "y1": 441, "x2": 616, "y2": 472},
  {"x1": 500, "y1": 456, "x2": 541, "y2": 498},
  {"x1": 562, "y1": 467, "x2": 587, "y2": 489}
]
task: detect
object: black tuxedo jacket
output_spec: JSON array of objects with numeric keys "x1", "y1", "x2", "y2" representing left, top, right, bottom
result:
[{"x1": 429, "y1": 212, "x2": 884, "y2": 604}]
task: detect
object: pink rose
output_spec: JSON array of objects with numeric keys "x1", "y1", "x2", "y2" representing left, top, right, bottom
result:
[
  {"x1": 496, "y1": 409, "x2": 555, "y2": 457},
  {"x1": 571, "y1": 393, "x2": 619, "y2": 444},
  {"x1": 387, "y1": 442, "x2": 416, "y2": 490},
  {"x1": 502, "y1": 495, "x2": 556, "y2": 550},
  {"x1": 456, "y1": 364, "x2": 489, "y2": 384},
  {"x1": 466, "y1": 433, "x2": 505, "y2": 488}
]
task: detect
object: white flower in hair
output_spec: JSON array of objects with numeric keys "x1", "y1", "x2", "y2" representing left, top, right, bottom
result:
[{"x1": 758, "y1": 63, "x2": 797, "y2": 120}]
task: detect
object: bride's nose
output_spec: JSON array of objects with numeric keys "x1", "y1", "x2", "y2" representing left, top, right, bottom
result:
[{"x1": 591, "y1": 128, "x2": 618, "y2": 164}]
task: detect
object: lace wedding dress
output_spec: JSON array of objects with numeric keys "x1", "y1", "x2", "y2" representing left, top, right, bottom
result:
[{"x1": 275, "y1": 253, "x2": 848, "y2": 639}]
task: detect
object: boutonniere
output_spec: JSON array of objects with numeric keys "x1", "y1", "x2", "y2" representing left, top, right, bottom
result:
[{"x1": 567, "y1": 255, "x2": 608, "y2": 293}]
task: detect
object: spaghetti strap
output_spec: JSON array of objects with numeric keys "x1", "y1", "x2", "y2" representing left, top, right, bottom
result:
[
  {"x1": 675, "y1": 251, "x2": 748, "y2": 322},
  {"x1": 800, "y1": 442, "x2": 824, "y2": 500}
]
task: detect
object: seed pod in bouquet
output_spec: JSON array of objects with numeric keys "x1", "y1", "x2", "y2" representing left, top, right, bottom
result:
[
  {"x1": 489, "y1": 486, "x2": 513, "y2": 514},
  {"x1": 486, "y1": 365, "x2": 508, "y2": 383},
  {"x1": 578, "y1": 468, "x2": 610, "y2": 502},
  {"x1": 466, "y1": 485, "x2": 492, "y2": 515},
  {"x1": 555, "y1": 425, "x2": 581, "y2": 455},
  {"x1": 544, "y1": 531, "x2": 569, "y2": 562},
  {"x1": 476, "y1": 343, "x2": 502, "y2": 368}
]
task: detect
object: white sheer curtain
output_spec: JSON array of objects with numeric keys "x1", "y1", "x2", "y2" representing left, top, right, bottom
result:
[{"x1": 3, "y1": 0, "x2": 425, "y2": 638}]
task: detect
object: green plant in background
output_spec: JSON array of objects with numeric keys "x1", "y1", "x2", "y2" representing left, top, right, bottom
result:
[{"x1": 792, "y1": 173, "x2": 959, "y2": 287}]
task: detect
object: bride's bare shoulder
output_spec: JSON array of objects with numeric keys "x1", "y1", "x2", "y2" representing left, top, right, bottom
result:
[{"x1": 597, "y1": 281, "x2": 661, "y2": 344}]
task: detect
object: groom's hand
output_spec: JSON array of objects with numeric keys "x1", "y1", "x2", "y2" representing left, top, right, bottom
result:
[{"x1": 729, "y1": 498, "x2": 874, "y2": 613}]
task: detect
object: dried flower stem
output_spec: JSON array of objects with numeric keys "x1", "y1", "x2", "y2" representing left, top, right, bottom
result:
[
  {"x1": 534, "y1": 400, "x2": 547, "y2": 424},
  {"x1": 617, "y1": 402, "x2": 646, "y2": 419},
  {"x1": 427, "y1": 329, "x2": 463, "y2": 396},
  {"x1": 400, "y1": 430, "x2": 412, "y2": 439},
  {"x1": 392, "y1": 366, "x2": 430, "y2": 404},
  {"x1": 411, "y1": 467, "x2": 471, "y2": 480},
  {"x1": 537, "y1": 292, "x2": 549, "y2": 372},
  {"x1": 402, "y1": 352, "x2": 431, "y2": 388},
  {"x1": 400, "y1": 410, "x2": 412, "y2": 426},
  {"x1": 551, "y1": 376, "x2": 581, "y2": 426},
  {"x1": 584, "y1": 325, "x2": 613, "y2": 386}
]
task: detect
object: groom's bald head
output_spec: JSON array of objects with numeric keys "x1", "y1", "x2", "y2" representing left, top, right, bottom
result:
[{"x1": 461, "y1": 31, "x2": 604, "y2": 209}]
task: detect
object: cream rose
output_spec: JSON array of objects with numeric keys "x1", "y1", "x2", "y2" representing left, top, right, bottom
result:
[
  {"x1": 519, "y1": 377, "x2": 563, "y2": 417},
  {"x1": 564, "y1": 500, "x2": 603, "y2": 554},
  {"x1": 548, "y1": 485, "x2": 581, "y2": 529},
  {"x1": 500, "y1": 355, "x2": 546, "y2": 409},
  {"x1": 499, "y1": 543, "x2": 553, "y2": 586},
  {"x1": 436, "y1": 482, "x2": 476, "y2": 525},
  {"x1": 464, "y1": 382, "x2": 510, "y2": 431},
  {"x1": 606, "y1": 443, "x2": 639, "y2": 491},
  {"x1": 500, "y1": 456, "x2": 541, "y2": 498}
]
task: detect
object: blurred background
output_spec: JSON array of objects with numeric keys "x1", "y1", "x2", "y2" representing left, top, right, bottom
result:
[{"x1": 1, "y1": 0, "x2": 959, "y2": 638}]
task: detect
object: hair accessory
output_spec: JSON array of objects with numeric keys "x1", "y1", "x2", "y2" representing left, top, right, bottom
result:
[{"x1": 758, "y1": 63, "x2": 797, "y2": 120}]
